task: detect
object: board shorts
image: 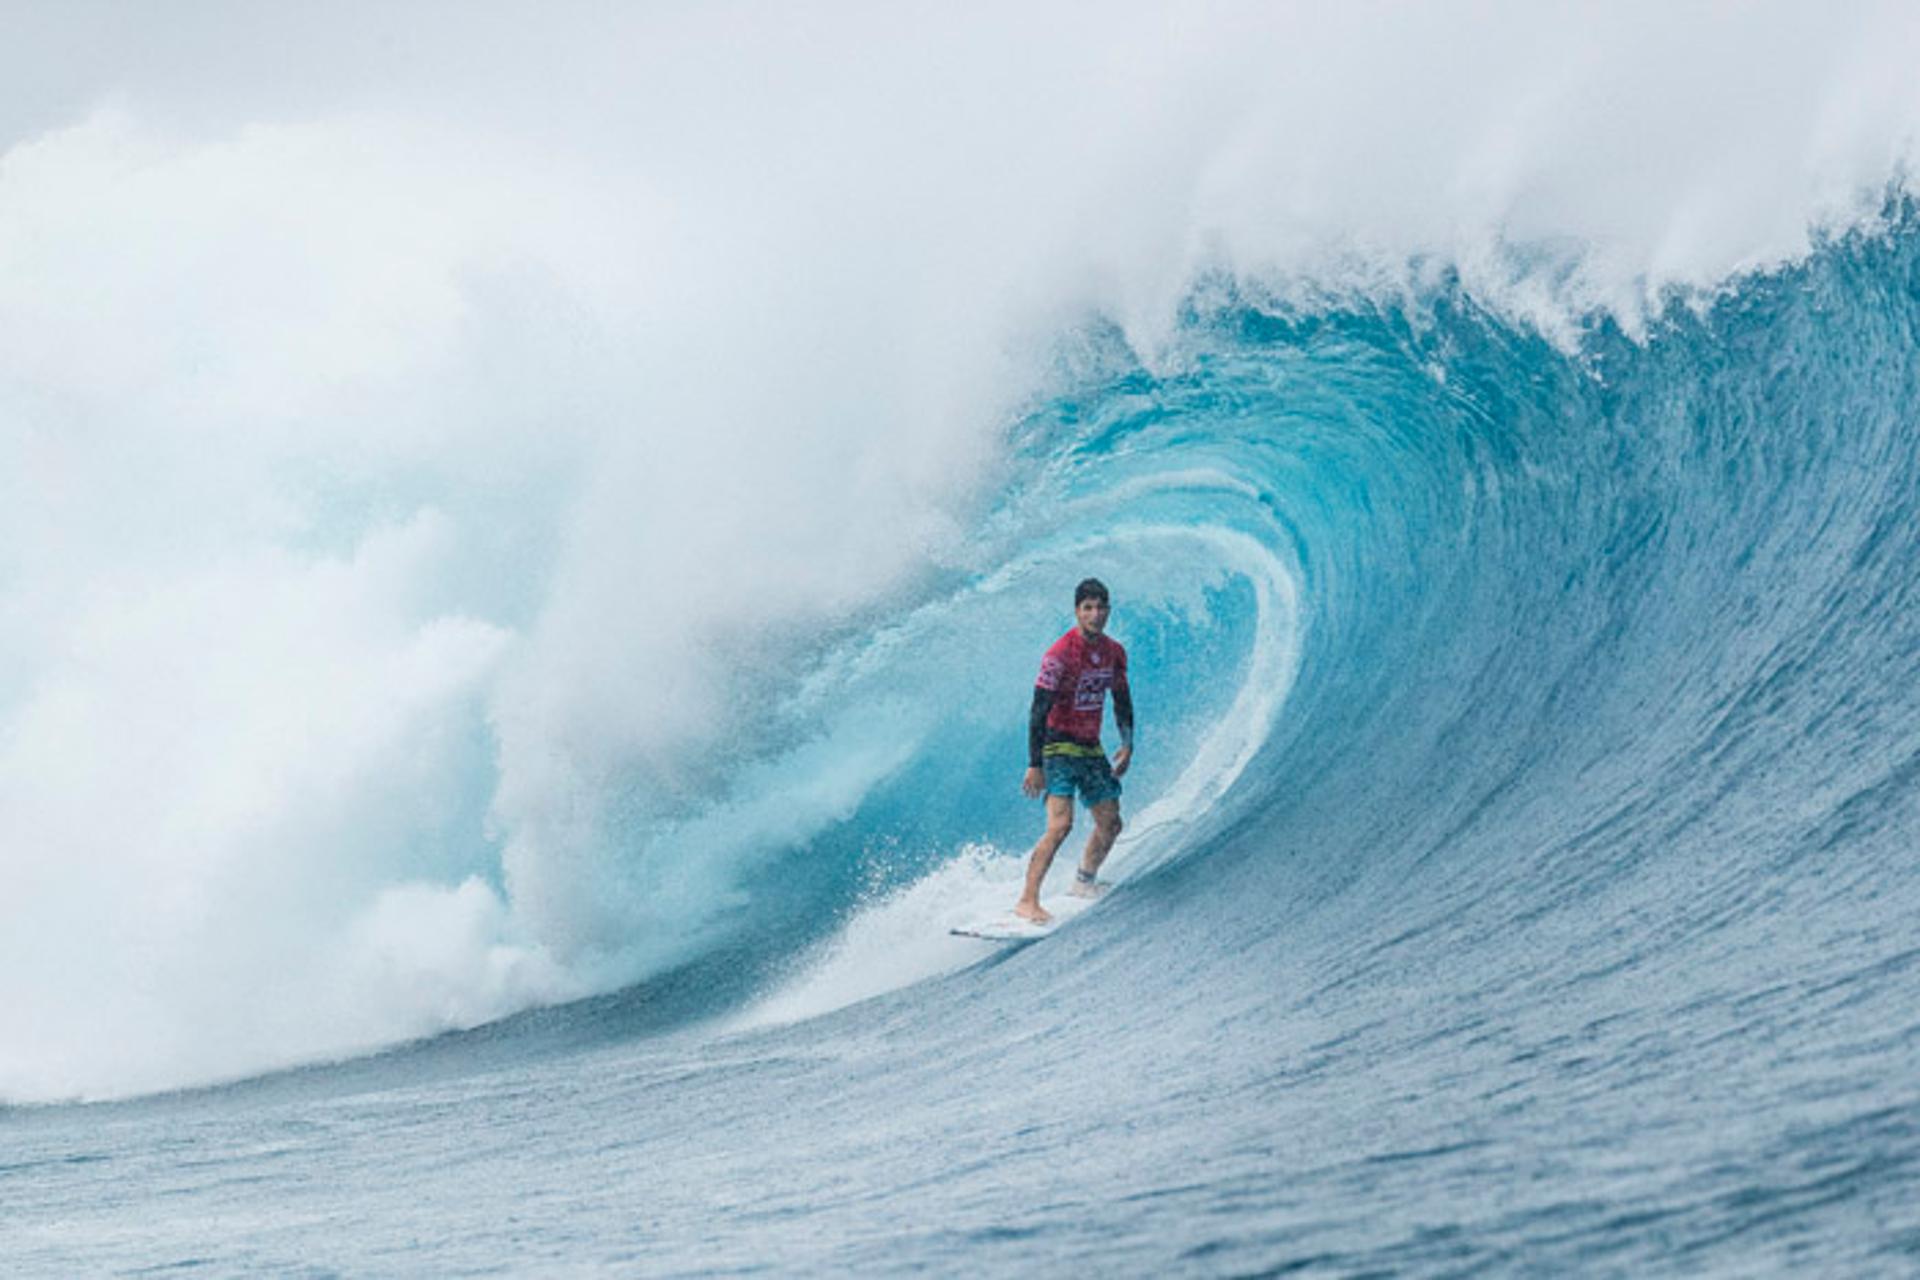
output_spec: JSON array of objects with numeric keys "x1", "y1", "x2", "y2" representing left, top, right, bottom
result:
[{"x1": 1041, "y1": 743, "x2": 1122, "y2": 806}]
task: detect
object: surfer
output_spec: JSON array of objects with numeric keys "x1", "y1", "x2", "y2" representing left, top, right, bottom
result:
[{"x1": 1015, "y1": 578, "x2": 1134, "y2": 924}]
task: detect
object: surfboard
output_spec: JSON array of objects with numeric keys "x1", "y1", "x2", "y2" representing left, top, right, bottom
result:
[
  {"x1": 949, "y1": 886, "x2": 1105, "y2": 942},
  {"x1": 949, "y1": 914, "x2": 1057, "y2": 942}
]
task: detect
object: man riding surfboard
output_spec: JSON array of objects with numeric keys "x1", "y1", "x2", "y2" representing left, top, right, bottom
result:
[{"x1": 1015, "y1": 578, "x2": 1134, "y2": 924}]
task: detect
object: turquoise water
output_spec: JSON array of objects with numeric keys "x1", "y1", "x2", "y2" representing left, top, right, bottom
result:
[{"x1": 8, "y1": 211, "x2": 1920, "y2": 1274}]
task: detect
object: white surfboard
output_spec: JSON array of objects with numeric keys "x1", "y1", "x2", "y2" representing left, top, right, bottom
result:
[
  {"x1": 949, "y1": 914, "x2": 1057, "y2": 942},
  {"x1": 948, "y1": 885, "x2": 1105, "y2": 942}
]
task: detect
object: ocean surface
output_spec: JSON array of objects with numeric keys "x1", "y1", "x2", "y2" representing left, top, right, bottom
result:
[{"x1": 7, "y1": 7, "x2": 1920, "y2": 1275}]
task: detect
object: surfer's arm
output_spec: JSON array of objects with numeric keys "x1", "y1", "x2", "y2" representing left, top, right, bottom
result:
[
  {"x1": 1110, "y1": 673, "x2": 1134, "y2": 778},
  {"x1": 1028, "y1": 686, "x2": 1057, "y2": 768},
  {"x1": 1112, "y1": 675, "x2": 1134, "y2": 752}
]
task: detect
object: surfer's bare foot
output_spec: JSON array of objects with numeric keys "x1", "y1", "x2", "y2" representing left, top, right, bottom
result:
[
  {"x1": 1013, "y1": 901, "x2": 1053, "y2": 925},
  {"x1": 1069, "y1": 878, "x2": 1107, "y2": 899}
]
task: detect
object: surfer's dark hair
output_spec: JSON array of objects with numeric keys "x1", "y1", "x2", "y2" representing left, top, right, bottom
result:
[{"x1": 1075, "y1": 578, "x2": 1110, "y2": 606}]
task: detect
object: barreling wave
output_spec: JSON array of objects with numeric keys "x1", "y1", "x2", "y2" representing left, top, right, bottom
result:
[
  {"x1": 10, "y1": 188, "x2": 1920, "y2": 1111},
  {"x1": 679, "y1": 210, "x2": 1920, "y2": 1270},
  {"x1": 633, "y1": 202, "x2": 1920, "y2": 1078}
]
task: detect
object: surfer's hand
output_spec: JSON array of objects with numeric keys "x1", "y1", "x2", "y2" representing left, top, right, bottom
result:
[
  {"x1": 1112, "y1": 747, "x2": 1132, "y2": 778},
  {"x1": 1023, "y1": 766, "x2": 1045, "y2": 798}
]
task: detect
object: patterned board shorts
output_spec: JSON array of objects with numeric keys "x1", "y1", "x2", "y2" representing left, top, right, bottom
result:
[{"x1": 1041, "y1": 745, "x2": 1122, "y2": 806}]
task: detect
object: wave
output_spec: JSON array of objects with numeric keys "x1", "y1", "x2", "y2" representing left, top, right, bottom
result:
[
  {"x1": 743, "y1": 206, "x2": 1920, "y2": 1028},
  {"x1": 7, "y1": 7, "x2": 1920, "y2": 1104}
]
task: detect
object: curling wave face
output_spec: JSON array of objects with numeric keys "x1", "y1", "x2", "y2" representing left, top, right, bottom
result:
[
  {"x1": 644, "y1": 207, "x2": 1920, "y2": 1088},
  {"x1": 9, "y1": 216, "x2": 1920, "y2": 1277},
  {"x1": 676, "y1": 217, "x2": 1920, "y2": 1271},
  {"x1": 7, "y1": 4, "x2": 1920, "y2": 1109}
]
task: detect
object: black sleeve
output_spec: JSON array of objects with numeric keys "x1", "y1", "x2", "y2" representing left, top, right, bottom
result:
[
  {"x1": 1112, "y1": 676, "x2": 1134, "y2": 750},
  {"x1": 1028, "y1": 686, "x2": 1056, "y2": 768}
]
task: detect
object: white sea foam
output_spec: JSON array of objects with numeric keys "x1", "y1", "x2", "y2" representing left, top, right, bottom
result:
[
  {"x1": 4, "y1": 3, "x2": 1919, "y2": 1100},
  {"x1": 725, "y1": 838, "x2": 1127, "y2": 1035}
]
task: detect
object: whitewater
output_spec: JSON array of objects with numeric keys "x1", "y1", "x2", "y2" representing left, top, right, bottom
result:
[{"x1": 7, "y1": 4, "x2": 1920, "y2": 1273}]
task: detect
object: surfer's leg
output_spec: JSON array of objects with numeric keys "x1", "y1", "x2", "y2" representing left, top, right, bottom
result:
[
  {"x1": 1079, "y1": 799, "x2": 1123, "y2": 882},
  {"x1": 1016, "y1": 796, "x2": 1073, "y2": 922},
  {"x1": 1072, "y1": 754, "x2": 1123, "y2": 895}
]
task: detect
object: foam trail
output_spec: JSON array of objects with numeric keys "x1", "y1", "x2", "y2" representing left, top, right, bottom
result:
[{"x1": 726, "y1": 844, "x2": 1039, "y2": 1032}]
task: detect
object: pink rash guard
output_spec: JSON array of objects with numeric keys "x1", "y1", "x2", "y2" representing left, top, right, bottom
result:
[{"x1": 1035, "y1": 628, "x2": 1130, "y2": 747}]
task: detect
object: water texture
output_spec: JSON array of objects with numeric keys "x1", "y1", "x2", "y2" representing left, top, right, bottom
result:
[
  {"x1": 8, "y1": 7, "x2": 1920, "y2": 1275},
  {"x1": 9, "y1": 212, "x2": 1920, "y2": 1274}
]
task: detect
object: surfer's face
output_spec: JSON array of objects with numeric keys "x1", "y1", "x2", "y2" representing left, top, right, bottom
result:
[{"x1": 1076, "y1": 597, "x2": 1110, "y2": 636}]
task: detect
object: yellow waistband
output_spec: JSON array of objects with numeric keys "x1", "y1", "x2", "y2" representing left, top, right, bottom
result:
[{"x1": 1042, "y1": 742, "x2": 1106, "y2": 759}]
